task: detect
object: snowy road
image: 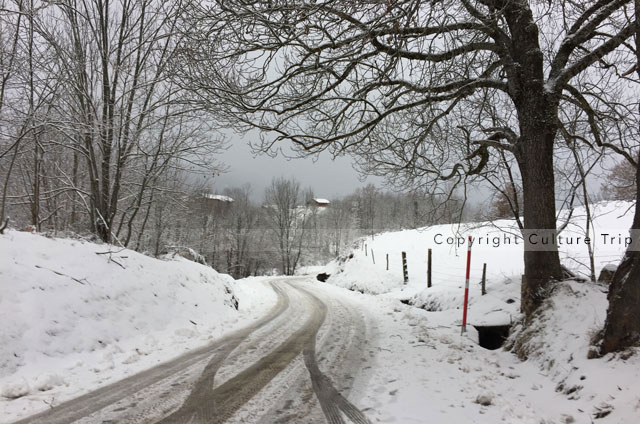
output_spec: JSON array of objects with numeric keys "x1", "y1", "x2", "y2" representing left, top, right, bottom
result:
[{"x1": 13, "y1": 277, "x2": 372, "y2": 424}]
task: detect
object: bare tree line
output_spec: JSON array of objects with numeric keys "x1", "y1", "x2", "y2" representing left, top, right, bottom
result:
[
  {"x1": 0, "y1": 0, "x2": 225, "y2": 244},
  {"x1": 0, "y1": 0, "x2": 465, "y2": 275},
  {"x1": 171, "y1": 178, "x2": 464, "y2": 278}
]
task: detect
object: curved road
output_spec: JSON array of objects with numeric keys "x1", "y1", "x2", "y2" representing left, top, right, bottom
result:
[{"x1": 14, "y1": 278, "x2": 372, "y2": 424}]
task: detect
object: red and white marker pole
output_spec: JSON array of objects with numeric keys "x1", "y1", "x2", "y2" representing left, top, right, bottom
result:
[{"x1": 461, "y1": 235, "x2": 472, "y2": 334}]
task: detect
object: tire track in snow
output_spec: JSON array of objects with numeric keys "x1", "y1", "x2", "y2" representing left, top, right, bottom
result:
[
  {"x1": 224, "y1": 282, "x2": 372, "y2": 424},
  {"x1": 12, "y1": 282, "x2": 290, "y2": 424},
  {"x1": 157, "y1": 282, "x2": 327, "y2": 423},
  {"x1": 298, "y1": 286, "x2": 372, "y2": 424},
  {"x1": 13, "y1": 279, "x2": 373, "y2": 424}
]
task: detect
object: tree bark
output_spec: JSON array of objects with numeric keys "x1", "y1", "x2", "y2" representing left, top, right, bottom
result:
[
  {"x1": 28, "y1": 0, "x2": 41, "y2": 231},
  {"x1": 600, "y1": 0, "x2": 640, "y2": 353},
  {"x1": 515, "y1": 127, "x2": 564, "y2": 317},
  {"x1": 504, "y1": 1, "x2": 563, "y2": 318},
  {"x1": 601, "y1": 149, "x2": 640, "y2": 353}
]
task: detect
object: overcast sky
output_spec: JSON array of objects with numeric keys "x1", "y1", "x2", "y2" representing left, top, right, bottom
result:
[
  {"x1": 210, "y1": 131, "x2": 615, "y2": 208},
  {"x1": 209, "y1": 132, "x2": 384, "y2": 203}
]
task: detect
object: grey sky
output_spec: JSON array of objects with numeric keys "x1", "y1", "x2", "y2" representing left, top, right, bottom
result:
[
  {"x1": 210, "y1": 131, "x2": 615, "y2": 208},
  {"x1": 210, "y1": 132, "x2": 384, "y2": 202}
]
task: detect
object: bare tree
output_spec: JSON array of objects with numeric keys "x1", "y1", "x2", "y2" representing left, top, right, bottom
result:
[
  {"x1": 325, "y1": 198, "x2": 354, "y2": 256},
  {"x1": 601, "y1": 160, "x2": 637, "y2": 201},
  {"x1": 0, "y1": 3, "x2": 23, "y2": 224},
  {"x1": 0, "y1": 1, "x2": 226, "y2": 245},
  {"x1": 489, "y1": 182, "x2": 523, "y2": 220},
  {"x1": 601, "y1": 150, "x2": 640, "y2": 353},
  {"x1": 357, "y1": 184, "x2": 377, "y2": 238},
  {"x1": 264, "y1": 177, "x2": 306, "y2": 275},
  {"x1": 222, "y1": 185, "x2": 260, "y2": 278}
]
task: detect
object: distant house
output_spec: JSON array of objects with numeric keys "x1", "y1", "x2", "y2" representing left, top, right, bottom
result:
[
  {"x1": 310, "y1": 198, "x2": 330, "y2": 207},
  {"x1": 193, "y1": 193, "x2": 234, "y2": 216},
  {"x1": 203, "y1": 193, "x2": 234, "y2": 203}
]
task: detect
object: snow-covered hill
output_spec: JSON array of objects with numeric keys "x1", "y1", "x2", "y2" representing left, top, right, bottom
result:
[
  {"x1": 0, "y1": 231, "x2": 276, "y2": 423},
  {"x1": 320, "y1": 200, "x2": 635, "y2": 338},
  {"x1": 324, "y1": 201, "x2": 633, "y2": 297}
]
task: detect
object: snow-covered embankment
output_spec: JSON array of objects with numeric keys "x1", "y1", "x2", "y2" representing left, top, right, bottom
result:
[
  {"x1": 317, "y1": 201, "x2": 640, "y2": 423},
  {"x1": 0, "y1": 231, "x2": 275, "y2": 423}
]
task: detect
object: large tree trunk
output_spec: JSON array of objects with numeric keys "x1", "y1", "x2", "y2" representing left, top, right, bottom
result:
[
  {"x1": 601, "y1": 151, "x2": 640, "y2": 353},
  {"x1": 511, "y1": 79, "x2": 564, "y2": 320},
  {"x1": 515, "y1": 125, "x2": 564, "y2": 318},
  {"x1": 600, "y1": 0, "x2": 640, "y2": 354},
  {"x1": 504, "y1": 2, "x2": 563, "y2": 319}
]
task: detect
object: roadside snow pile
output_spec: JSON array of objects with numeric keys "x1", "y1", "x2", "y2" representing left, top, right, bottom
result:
[
  {"x1": 408, "y1": 276, "x2": 521, "y2": 326},
  {"x1": 0, "y1": 230, "x2": 276, "y2": 423},
  {"x1": 322, "y1": 251, "x2": 406, "y2": 294},
  {"x1": 342, "y1": 280, "x2": 640, "y2": 424},
  {"x1": 319, "y1": 201, "x2": 640, "y2": 423},
  {"x1": 507, "y1": 280, "x2": 640, "y2": 422}
]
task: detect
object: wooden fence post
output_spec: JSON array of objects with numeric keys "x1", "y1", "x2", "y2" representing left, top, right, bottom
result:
[
  {"x1": 386, "y1": 253, "x2": 389, "y2": 271},
  {"x1": 371, "y1": 249, "x2": 375, "y2": 264},
  {"x1": 402, "y1": 251, "x2": 409, "y2": 283},
  {"x1": 365, "y1": 243, "x2": 368, "y2": 256},
  {"x1": 427, "y1": 248, "x2": 432, "y2": 288},
  {"x1": 481, "y1": 263, "x2": 487, "y2": 295}
]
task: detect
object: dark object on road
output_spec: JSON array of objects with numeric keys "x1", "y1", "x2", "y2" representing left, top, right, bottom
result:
[
  {"x1": 474, "y1": 394, "x2": 493, "y2": 406},
  {"x1": 316, "y1": 272, "x2": 330, "y2": 282}
]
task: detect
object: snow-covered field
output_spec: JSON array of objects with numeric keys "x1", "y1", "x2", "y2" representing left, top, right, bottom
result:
[
  {"x1": 0, "y1": 231, "x2": 276, "y2": 423},
  {"x1": 325, "y1": 201, "x2": 633, "y2": 299},
  {"x1": 316, "y1": 201, "x2": 640, "y2": 423}
]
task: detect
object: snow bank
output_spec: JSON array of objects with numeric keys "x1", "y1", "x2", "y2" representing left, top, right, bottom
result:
[
  {"x1": 344, "y1": 281, "x2": 640, "y2": 424},
  {"x1": 507, "y1": 280, "x2": 640, "y2": 422},
  {"x1": 324, "y1": 201, "x2": 633, "y2": 300},
  {"x1": 319, "y1": 201, "x2": 639, "y2": 423},
  {"x1": 0, "y1": 231, "x2": 276, "y2": 422}
]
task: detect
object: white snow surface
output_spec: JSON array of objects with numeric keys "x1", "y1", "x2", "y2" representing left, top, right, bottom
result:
[
  {"x1": 324, "y1": 201, "x2": 633, "y2": 301},
  {"x1": 0, "y1": 231, "x2": 276, "y2": 423},
  {"x1": 2, "y1": 200, "x2": 639, "y2": 424},
  {"x1": 314, "y1": 201, "x2": 640, "y2": 423},
  {"x1": 323, "y1": 280, "x2": 640, "y2": 424}
]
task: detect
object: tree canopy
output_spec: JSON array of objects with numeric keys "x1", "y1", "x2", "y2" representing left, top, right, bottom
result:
[
  {"x1": 176, "y1": 0, "x2": 639, "y2": 318},
  {"x1": 176, "y1": 0, "x2": 637, "y2": 187}
]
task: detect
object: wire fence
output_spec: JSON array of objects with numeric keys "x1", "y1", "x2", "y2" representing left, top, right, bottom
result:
[{"x1": 360, "y1": 245, "x2": 623, "y2": 291}]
